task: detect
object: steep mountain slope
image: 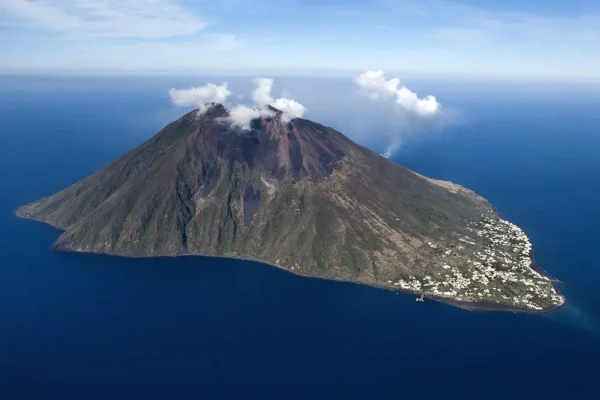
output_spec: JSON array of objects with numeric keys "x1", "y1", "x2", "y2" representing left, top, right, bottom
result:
[{"x1": 17, "y1": 104, "x2": 564, "y2": 311}]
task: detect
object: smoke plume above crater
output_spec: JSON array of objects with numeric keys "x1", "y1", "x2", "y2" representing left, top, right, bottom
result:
[{"x1": 169, "y1": 77, "x2": 306, "y2": 130}]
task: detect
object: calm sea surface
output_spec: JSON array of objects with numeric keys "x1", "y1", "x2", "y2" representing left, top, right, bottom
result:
[{"x1": 1, "y1": 76, "x2": 599, "y2": 399}]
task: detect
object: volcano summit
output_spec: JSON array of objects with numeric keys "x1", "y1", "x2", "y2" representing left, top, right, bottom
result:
[{"x1": 17, "y1": 104, "x2": 564, "y2": 312}]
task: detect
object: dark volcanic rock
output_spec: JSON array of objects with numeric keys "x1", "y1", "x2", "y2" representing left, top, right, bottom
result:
[{"x1": 17, "y1": 104, "x2": 564, "y2": 311}]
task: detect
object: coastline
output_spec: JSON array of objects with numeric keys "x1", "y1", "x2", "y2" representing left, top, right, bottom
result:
[
  {"x1": 15, "y1": 207, "x2": 565, "y2": 314},
  {"x1": 486, "y1": 202, "x2": 563, "y2": 284}
]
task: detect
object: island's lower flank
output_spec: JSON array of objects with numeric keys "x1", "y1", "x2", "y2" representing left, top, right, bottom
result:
[
  {"x1": 15, "y1": 210, "x2": 565, "y2": 314},
  {"x1": 15, "y1": 104, "x2": 564, "y2": 313}
]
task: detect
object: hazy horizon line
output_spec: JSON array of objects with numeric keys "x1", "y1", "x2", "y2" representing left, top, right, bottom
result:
[{"x1": 2, "y1": 68, "x2": 600, "y2": 85}]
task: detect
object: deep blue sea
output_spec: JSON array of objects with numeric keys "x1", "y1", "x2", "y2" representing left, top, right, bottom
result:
[{"x1": 1, "y1": 76, "x2": 600, "y2": 399}]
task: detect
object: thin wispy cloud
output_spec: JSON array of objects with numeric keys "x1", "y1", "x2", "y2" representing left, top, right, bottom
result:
[
  {"x1": 0, "y1": 0, "x2": 206, "y2": 39},
  {"x1": 208, "y1": 33, "x2": 242, "y2": 51},
  {"x1": 380, "y1": 0, "x2": 600, "y2": 51},
  {"x1": 1, "y1": 0, "x2": 599, "y2": 79},
  {"x1": 338, "y1": 0, "x2": 600, "y2": 79}
]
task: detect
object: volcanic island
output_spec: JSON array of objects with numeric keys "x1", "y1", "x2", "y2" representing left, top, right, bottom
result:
[{"x1": 17, "y1": 104, "x2": 565, "y2": 312}]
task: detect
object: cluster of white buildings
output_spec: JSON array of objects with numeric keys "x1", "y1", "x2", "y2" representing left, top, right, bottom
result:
[{"x1": 388, "y1": 217, "x2": 565, "y2": 310}]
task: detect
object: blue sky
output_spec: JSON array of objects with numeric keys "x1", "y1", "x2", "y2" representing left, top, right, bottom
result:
[{"x1": 1, "y1": 0, "x2": 599, "y2": 80}]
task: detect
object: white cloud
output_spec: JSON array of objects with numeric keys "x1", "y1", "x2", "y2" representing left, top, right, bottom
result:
[
  {"x1": 232, "y1": 78, "x2": 306, "y2": 127},
  {"x1": 353, "y1": 69, "x2": 450, "y2": 158},
  {"x1": 271, "y1": 98, "x2": 306, "y2": 122},
  {"x1": 252, "y1": 78, "x2": 275, "y2": 106},
  {"x1": 169, "y1": 77, "x2": 306, "y2": 130},
  {"x1": 228, "y1": 105, "x2": 274, "y2": 130},
  {"x1": 354, "y1": 70, "x2": 441, "y2": 117},
  {"x1": 252, "y1": 77, "x2": 306, "y2": 121},
  {"x1": 168, "y1": 83, "x2": 231, "y2": 113},
  {"x1": 0, "y1": 0, "x2": 205, "y2": 39},
  {"x1": 353, "y1": 69, "x2": 400, "y2": 98}
]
